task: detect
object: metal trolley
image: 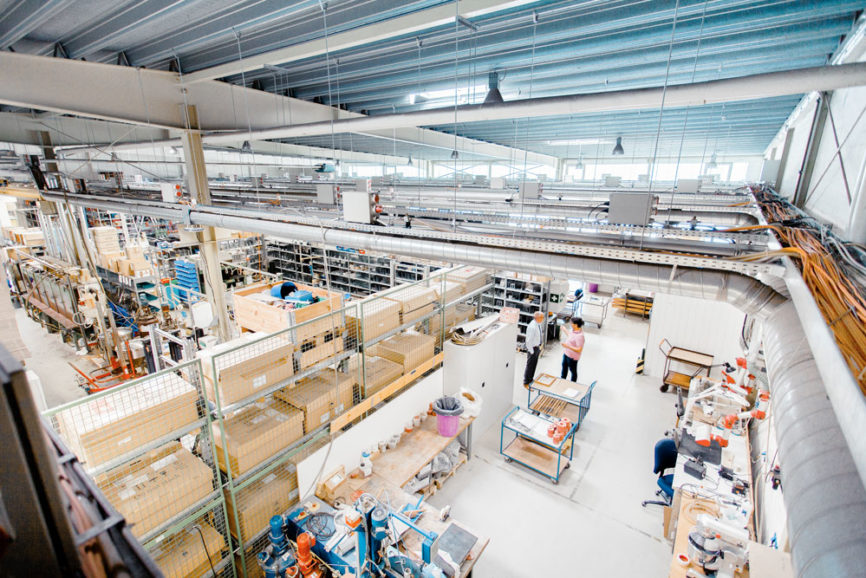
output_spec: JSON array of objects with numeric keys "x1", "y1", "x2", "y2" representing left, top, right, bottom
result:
[
  {"x1": 499, "y1": 407, "x2": 576, "y2": 484},
  {"x1": 527, "y1": 373, "x2": 596, "y2": 430}
]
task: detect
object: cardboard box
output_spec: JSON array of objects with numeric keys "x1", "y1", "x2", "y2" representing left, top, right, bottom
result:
[
  {"x1": 98, "y1": 250, "x2": 125, "y2": 271},
  {"x1": 199, "y1": 335, "x2": 294, "y2": 406},
  {"x1": 446, "y1": 267, "x2": 490, "y2": 293},
  {"x1": 96, "y1": 442, "x2": 213, "y2": 539},
  {"x1": 57, "y1": 373, "x2": 199, "y2": 468},
  {"x1": 224, "y1": 462, "x2": 298, "y2": 540},
  {"x1": 435, "y1": 280, "x2": 465, "y2": 305},
  {"x1": 298, "y1": 334, "x2": 344, "y2": 370},
  {"x1": 212, "y1": 398, "x2": 304, "y2": 478},
  {"x1": 276, "y1": 369, "x2": 355, "y2": 432},
  {"x1": 427, "y1": 303, "x2": 476, "y2": 339},
  {"x1": 153, "y1": 522, "x2": 225, "y2": 578},
  {"x1": 347, "y1": 299, "x2": 401, "y2": 342},
  {"x1": 369, "y1": 332, "x2": 435, "y2": 373},
  {"x1": 360, "y1": 355, "x2": 404, "y2": 397},
  {"x1": 384, "y1": 284, "x2": 438, "y2": 324}
]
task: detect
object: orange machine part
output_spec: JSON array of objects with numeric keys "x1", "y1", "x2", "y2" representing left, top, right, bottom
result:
[{"x1": 296, "y1": 532, "x2": 322, "y2": 578}]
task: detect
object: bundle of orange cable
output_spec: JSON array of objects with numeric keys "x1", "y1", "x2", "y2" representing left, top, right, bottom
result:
[{"x1": 749, "y1": 187, "x2": 866, "y2": 394}]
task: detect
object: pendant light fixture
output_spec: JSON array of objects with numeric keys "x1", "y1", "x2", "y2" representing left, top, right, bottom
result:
[
  {"x1": 483, "y1": 71, "x2": 504, "y2": 104},
  {"x1": 612, "y1": 137, "x2": 624, "y2": 156}
]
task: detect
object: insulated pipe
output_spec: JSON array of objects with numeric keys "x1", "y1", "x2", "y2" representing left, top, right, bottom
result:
[
  {"x1": 198, "y1": 211, "x2": 785, "y2": 317},
  {"x1": 203, "y1": 63, "x2": 866, "y2": 144},
  {"x1": 763, "y1": 301, "x2": 866, "y2": 578}
]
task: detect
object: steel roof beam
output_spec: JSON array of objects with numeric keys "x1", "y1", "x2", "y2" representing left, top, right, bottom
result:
[
  {"x1": 0, "y1": 52, "x2": 554, "y2": 165},
  {"x1": 0, "y1": 0, "x2": 73, "y2": 50},
  {"x1": 180, "y1": 0, "x2": 546, "y2": 83},
  {"x1": 61, "y1": 0, "x2": 186, "y2": 60}
]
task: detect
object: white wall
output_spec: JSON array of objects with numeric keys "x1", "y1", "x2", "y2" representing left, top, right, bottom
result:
[
  {"x1": 296, "y1": 369, "x2": 445, "y2": 495},
  {"x1": 644, "y1": 293, "x2": 745, "y2": 380},
  {"x1": 768, "y1": 49, "x2": 866, "y2": 242}
]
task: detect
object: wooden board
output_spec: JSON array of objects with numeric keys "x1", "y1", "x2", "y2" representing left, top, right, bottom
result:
[
  {"x1": 372, "y1": 414, "x2": 473, "y2": 488},
  {"x1": 530, "y1": 395, "x2": 581, "y2": 423},
  {"x1": 502, "y1": 436, "x2": 568, "y2": 478},
  {"x1": 664, "y1": 371, "x2": 693, "y2": 390},
  {"x1": 668, "y1": 347, "x2": 714, "y2": 367},
  {"x1": 531, "y1": 374, "x2": 591, "y2": 401},
  {"x1": 330, "y1": 352, "x2": 444, "y2": 432}
]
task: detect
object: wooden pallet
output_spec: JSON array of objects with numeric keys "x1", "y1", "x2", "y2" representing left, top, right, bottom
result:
[{"x1": 421, "y1": 453, "x2": 468, "y2": 498}]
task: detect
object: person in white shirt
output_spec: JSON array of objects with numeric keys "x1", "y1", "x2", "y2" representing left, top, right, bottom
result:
[{"x1": 523, "y1": 311, "x2": 545, "y2": 387}]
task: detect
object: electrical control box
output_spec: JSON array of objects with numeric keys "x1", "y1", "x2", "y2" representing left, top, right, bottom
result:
[
  {"x1": 608, "y1": 192, "x2": 656, "y2": 226},
  {"x1": 354, "y1": 178, "x2": 372, "y2": 192},
  {"x1": 160, "y1": 183, "x2": 182, "y2": 203},
  {"x1": 315, "y1": 183, "x2": 336, "y2": 204},
  {"x1": 342, "y1": 191, "x2": 376, "y2": 224},
  {"x1": 518, "y1": 182, "x2": 542, "y2": 201},
  {"x1": 490, "y1": 177, "x2": 506, "y2": 189},
  {"x1": 677, "y1": 179, "x2": 701, "y2": 193}
]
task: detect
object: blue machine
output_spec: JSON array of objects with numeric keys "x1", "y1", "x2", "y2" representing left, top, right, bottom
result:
[
  {"x1": 257, "y1": 515, "x2": 298, "y2": 578},
  {"x1": 267, "y1": 495, "x2": 445, "y2": 578}
]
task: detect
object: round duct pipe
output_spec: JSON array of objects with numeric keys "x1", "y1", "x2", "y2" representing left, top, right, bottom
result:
[{"x1": 763, "y1": 302, "x2": 866, "y2": 577}]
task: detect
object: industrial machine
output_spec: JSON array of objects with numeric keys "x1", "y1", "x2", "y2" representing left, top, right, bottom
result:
[
  {"x1": 687, "y1": 513, "x2": 750, "y2": 578},
  {"x1": 257, "y1": 495, "x2": 455, "y2": 578}
]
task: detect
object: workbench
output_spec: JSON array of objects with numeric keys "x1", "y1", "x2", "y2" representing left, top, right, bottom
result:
[
  {"x1": 667, "y1": 390, "x2": 755, "y2": 577},
  {"x1": 370, "y1": 415, "x2": 473, "y2": 491},
  {"x1": 332, "y1": 470, "x2": 489, "y2": 577}
]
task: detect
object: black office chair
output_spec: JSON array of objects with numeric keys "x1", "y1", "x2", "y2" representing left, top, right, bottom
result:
[{"x1": 642, "y1": 439, "x2": 677, "y2": 508}]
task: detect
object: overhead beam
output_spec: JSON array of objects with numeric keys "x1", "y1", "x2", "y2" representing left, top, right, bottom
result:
[
  {"x1": 0, "y1": 52, "x2": 554, "y2": 165},
  {"x1": 182, "y1": 0, "x2": 541, "y2": 83},
  {"x1": 63, "y1": 0, "x2": 186, "y2": 59},
  {"x1": 201, "y1": 62, "x2": 866, "y2": 144},
  {"x1": 0, "y1": 0, "x2": 74, "y2": 50}
]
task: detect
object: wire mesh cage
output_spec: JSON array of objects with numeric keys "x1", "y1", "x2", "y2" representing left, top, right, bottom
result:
[
  {"x1": 145, "y1": 497, "x2": 234, "y2": 578},
  {"x1": 228, "y1": 430, "x2": 329, "y2": 578}
]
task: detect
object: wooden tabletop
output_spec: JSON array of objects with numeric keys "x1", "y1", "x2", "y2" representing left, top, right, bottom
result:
[
  {"x1": 335, "y1": 474, "x2": 489, "y2": 578},
  {"x1": 531, "y1": 373, "x2": 591, "y2": 401},
  {"x1": 371, "y1": 415, "x2": 474, "y2": 488},
  {"x1": 668, "y1": 347, "x2": 714, "y2": 367},
  {"x1": 668, "y1": 494, "x2": 748, "y2": 578}
]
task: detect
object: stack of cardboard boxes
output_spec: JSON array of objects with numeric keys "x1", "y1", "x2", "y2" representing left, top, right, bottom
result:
[
  {"x1": 223, "y1": 462, "x2": 298, "y2": 542},
  {"x1": 276, "y1": 368, "x2": 356, "y2": 432},
  {"x1": 211, "y1": 398, "x2": 304, "y2": 478},
  {"x1": 198, "y1": 334, "x2": 295, "y2": 406},
  {"x1": 152, "y1": 522, "x2": 226, "y2": 578},
  {"x1": 369, "y1": 332, "x2": 436, "y2": 373},
  {"x1": 56, "y1": 372, "x2": 200, "y2": 468},
  {"x1": 95, "y1": 442, "x2": 214, "y2": 539}
]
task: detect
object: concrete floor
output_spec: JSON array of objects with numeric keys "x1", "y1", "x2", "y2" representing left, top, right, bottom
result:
[
  {"x1": 14, "y1": 304, "x2": 85, "y2": 409},
  {"x1": 429, "y1": 312, "x2": 675, "y2": 578}
]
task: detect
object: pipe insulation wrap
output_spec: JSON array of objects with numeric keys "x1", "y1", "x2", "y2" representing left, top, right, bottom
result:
[
  {"x1": 763, "y1": 302, "x2": 866, "y2": 577},
  {"x1": 197, "y1": 212, "x2": 785, "y2": 317}
]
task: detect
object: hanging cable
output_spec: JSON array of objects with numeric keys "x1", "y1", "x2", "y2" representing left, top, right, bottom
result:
[{"x1": 641, "y1": 0, "x2": 681, "y2": 250}]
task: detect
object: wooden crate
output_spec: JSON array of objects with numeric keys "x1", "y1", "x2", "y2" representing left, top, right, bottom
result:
[{"x1": 233, "y1": 281, "x2": 344, "y2": 341}]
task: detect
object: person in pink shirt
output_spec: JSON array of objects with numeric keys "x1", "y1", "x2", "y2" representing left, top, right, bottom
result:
[{"x1": 561, "y1": 317, "x2": 585, "y2": 382}]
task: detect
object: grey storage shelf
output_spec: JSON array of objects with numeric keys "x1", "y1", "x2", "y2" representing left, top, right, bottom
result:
[{"x1": 480, "y1": 272, "x2": 552, "y2": 348}]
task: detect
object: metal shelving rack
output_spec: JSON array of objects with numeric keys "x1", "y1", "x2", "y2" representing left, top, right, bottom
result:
[
  {"x1": 265, "y1": 239, "x2": 445, "y2": 297},
  {"x1": 480, "y1": 271, "x2": 552, "y2": 347}
]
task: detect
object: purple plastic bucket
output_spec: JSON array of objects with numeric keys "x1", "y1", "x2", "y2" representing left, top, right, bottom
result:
[
  {"x1": 437, "y1": 414, "x2": 460, "y2": 437},
  {"x1": 587, "y1": 283, "x2": 599, "y2": 293}
]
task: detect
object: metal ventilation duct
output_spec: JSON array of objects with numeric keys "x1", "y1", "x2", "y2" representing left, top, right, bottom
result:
[{"x1": 763, "y1": 302, "x2": 866, "y2": 577}]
